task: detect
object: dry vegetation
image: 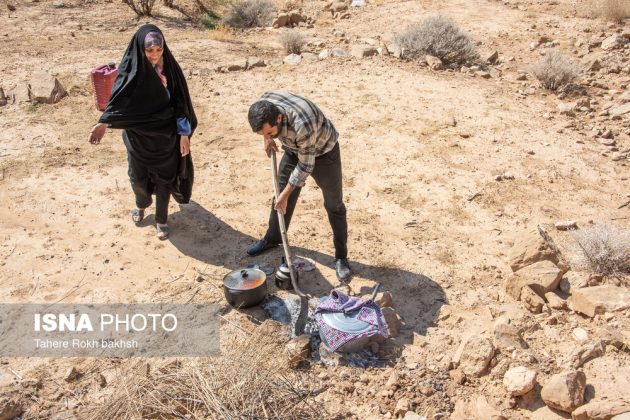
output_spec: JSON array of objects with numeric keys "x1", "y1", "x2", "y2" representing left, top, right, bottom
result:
[
  {"x1": 395, "y1": 15, "x2": 479, "y2": 65},
  {"x1": 572, "y1": 223, "x2": 630, "y2": 279},
  {"x1": 594, "y1": 0, "x2": 630, "y2": 22},
  {"x1": 280, "y1": 32, "x2": 306, "y2": 54},
  {"x1": 223, "y1": 0, "x2": 276, "y2": 28},
  {"x1": 531, "y1": 49, "x2": 580, "y2": 90}
]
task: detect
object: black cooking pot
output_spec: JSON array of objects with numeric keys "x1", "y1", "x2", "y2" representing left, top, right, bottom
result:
[{"x1": 223, "y1": 268, "x2": 267, "y2": 308}]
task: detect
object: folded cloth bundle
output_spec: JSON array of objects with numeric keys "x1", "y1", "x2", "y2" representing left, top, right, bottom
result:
[{"x1": 314, "y1": 289, "x2": 389, "y2": 351}]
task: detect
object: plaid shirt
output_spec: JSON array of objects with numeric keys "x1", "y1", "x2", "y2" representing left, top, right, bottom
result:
[{"x1": 261, "y1": 91, "x2": 338, "y2": 187}]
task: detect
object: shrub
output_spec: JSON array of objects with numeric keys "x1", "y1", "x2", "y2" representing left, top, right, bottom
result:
[
  {"x1": 572, "y1": 223, "x2": 630, "y2": 278},
  {"x1": 595, "y1": 0, "x2": 630, "y2": 23},
  {"x1": 531, "y1": 49, "x2": 580, "y2": 91},
  {"x1": 122, "y1": 0, "x2": 157, "y2": 16},
  {"x1": 280, "y1": 32, "x2": 305, "y2": 54},
  {"x1": 394, "y1": 15, "x2": 479, "y2": 65},
  {"x1": 223, "y1": 0, "x2": 276, "y2": 28}
]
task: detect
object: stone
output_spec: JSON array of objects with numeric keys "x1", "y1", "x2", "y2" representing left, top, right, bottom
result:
[
  {"x1": 450, "y1": 368, "x2": 466, "y2": 384},
  {"x1": 28, "y1": 71, "x2": 67, "y2": 104},
  {"x1": 388, "y1": 44, "x2": 402, "y2": 59},
  {"x1": 492, "y1": 358, "x2": 510, "y2": 379},
  {"x1": 426, "y1": 55, "x2": 443, "y2": 70},
  {"x1": 508, "y1": 226, "x2": 567, "y2": 272},
  {"x1": 226, "y1": 61, "x2": 247, "y2": 71},
  {"x1": 561, "y1": 272, "x2": 588, "y2": 293},
  {"x1": 521, "y1": 285, "x2": 545, "y2": 313},
  {"x1": 529, "y1": 405, "x2": 572, "y2": 420},
  {"x1": 381, "y1": 307, "x2": 401, "y2": 337},
  {"x1": 612, "y1": 413, "x2": 630, "y2": 420},
  {"x1": 272, "y1": 13, "x2": 289, "y2": 28},
  {"x1": 601, "y1": 35, "x2": 626, "y2": 50},
  {"x1": 0, "y1": 88, "x2": 6, "y2": 106},
  {"x1": 610, "y1": 102, "x2": 630, "y2": 117},
  {"x1": 395, "y1": 398, "x2": 410, "y2": 417},
  {"x1": 486, "y1": 51, "x2": 499, "y2": 64},
  {"x1": 596, "y1": 327, "x2": 625, "y2": 349},
  {"x1": 475, "y1": 71, "x2": 491, "y2": 79},
  {"x1": 331, "y1": 48, "x2": 349, "y2": 57},
  {"x1": 506, "y1": 260, "x2": 566, "y2": 301},
  {"x1": 540, "y1": 370, "x2": 586, "y2": 413},
  {"x1": 246, "y1": 56, "x2": 266, "y2": 69},
  {"x1": 555, "y1": 220, "x2": 577, "y2": 231},
  {"x1": 451, "y1": 395, "x2": 506, "y2": 420},
  {"x1": 318, "y1": 49, "x2": 330, "y2": 60},
  {"x1": 285, "y1": 334, "x2": 311, "y2": 368},
  {"x1": 0, "y1": 399, "x2": 23, "y2": 420},
  {"x1": 351, "y1": 45, "x2": 378, "y2": 58},
  {"x1": 566, "y1": 340, "x2": 605, "y2": 369},
  {"x1": 288, "y1": 10, "x2": 305, "y2": 25},
  {"x1": 493, "y1": 317, "x2": 528, "y2": 349},
  {"x1": 376, "y1": 291, "x2": 393, "y2": 308},
  {"x1": 301, "y1": 52, "x2": 318, "y2": 62},
  {"x1": 545, "y1": 292, "x2": 567, "y2": 310},
  {"x1": 557, "y1": 100, "x2": 577, "y2": 115},
  {"x1": 403, "y1": 412, "x2": 426, "y2": 420},
  {"x1": 64, "y1": 366, "x2": 80, "y2": 382},
  {"x1": 584, "y1": 58, "x2": 602, "y2": 72},
  {"x1": 329, "y1": 1, "x2": 347, "y2": 12},
  {"x1": 452, "y1": 335, "x2": 494, "y2": 377},
  {"x1": 569, "y1": 286, "x2": 630, "y2": 317},
  {"x1": 283, "y1": 54, "x2": 302, "y2": 65},
  {"x1": 572, "y1": 328, "x2": 589, "y2": 343},
  {"x1": 503, "y1": 366, "x2": 537, "y2": 396},
  {"x1": 572, "y1": 400, "x2": 630, "y2": 420}
]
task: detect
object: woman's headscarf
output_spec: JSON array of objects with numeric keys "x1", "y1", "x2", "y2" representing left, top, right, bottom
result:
[{"x1": 99, "y1": 24, "x2": 197, "y2": 135}]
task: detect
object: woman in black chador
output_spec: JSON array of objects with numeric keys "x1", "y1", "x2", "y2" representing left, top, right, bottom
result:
[{"x1": 88, "y1": 24, "x2": 197, "y2": 240}]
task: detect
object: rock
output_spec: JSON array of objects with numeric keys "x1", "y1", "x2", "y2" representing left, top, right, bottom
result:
[
  {"x1": 569, "y1": 286, "x2": 630, "y2": 317},
  {"x1": 572, "y1": 328, "x2": 589, "y2": 343},
  {"x1": 388, "y1": 44, "x2": 402, "y2": 59},
  {"x1": 492, "y1": 358, "x2": 511, "y2": 379},
  {"x1": 331, "y1": 48, "x2": 349, "y2": 57},
  {"x1": 351, "y1": 45, "x2": 378, "y2": 58},
  {"x1": 381, "y1": 307, "x2": 401, "y2": 337},
  {"x1": 0, "y1": 399, "x2": 23, "y2": 420},
  {"x1": 452, "y1": 335, "x2": 494, "y2": 377},
  {"x1": 572, "y1": 400, "x2": 630, "y2": 420},
  {"x1": 610, "y1": 102, "x2": 630, "y2": 117},
  {"x1": 596, "y1": 327, "x2": 625, "y2": 349},
  {"x1": 567, "y1": 340, "x2": 605, "y2": 369},
  {"x1": 557, "y1": 100, "x2": 577, "y2": 115},
  {"x1": 403, "y1": 412, "x2": 426, "y2": 420},
  {"x1": 272, "y1": 13, "x2": 289, "y2": 28},
  {"x1": 584, "y1": 58, "x2": 602, "y2": 72},
  {"x1": 426, "y1": 55, "x2": 443, "y2": 70},
  {"x1": 28, "y1": 71, "x2": 67, "y2": 104},
  {"x1": 508, "y1": 225, "x2": 567, "y2": 272},
  {"x1": 493, "y1": 317, "x2": 528, "y2": 350},
  {"x1": 0, "y1": 88, "x2": 6, "y2": 106},
  {"x1": 329, "y1": 1, "x2": 348, "y2": 12},
  {"x1": 450, "y1": 368, "x2": 466, "y2": 384},
  {"x1": 561, "y1": 272, "x2": 588, "y2": 293},
  {"x1": 506, "y1": 260, "x2": 566, "y2": 301},
  {"x1": 226, "y1": 61, "x2": 247, "y2": 71},
  {"x1": 521, "y1": 285, "x2": 545, "y2": 313},
  {"x1": 285, "y1": 334, "x2": 311, "y2": 368},
  {"x1": 540, "y1": 370, "x2": 586, "y2": 413},
  {"x1": 555, "y1": 221, "x2": 577, "y2": 231},
  {"x1": 283, "y1": 54, "x2": 302, "y2": 65},
  {"x1": 529, "y1": 405, "x2": 572, "y2": 420},
  {"x1": 601, "y1": 35, "x2": 626, "y2": 50},
  {"x1": 503, "y1": 366, "x2": 537, "y2": 396},
  {"x1": 288, "y1": 10, "x2": 305, "y2": 25},
  {"x1": 451, "y1": 395, "x2": 506, "y2": 420},
  {"x1": 376, "y1": 291, "x2": 393, "y2": 308},
  {"x1": 318, "y1": 49, "x2": 330, "y2": 60},
  {"x1": 486, "y1": 51, "x2": 499, "y2": 64},
  {"x1": 246, "y1": 56, "x2": 266, "y2": 69},
  {"x1": 64, "y1": 366, "x2": 80, "y2": 382},
  {"x1": 395, "y1": 398, "x2": 410, "y2": 417},
  {"x1": 476, "y1": 71, "x2": 491, "y2": 79},
  {"x1": 545, "y1": 292, "x2": 567, "y2": 310},
  {"x1": 612, "y1": 413, "x2": 630, "y2": 420}
]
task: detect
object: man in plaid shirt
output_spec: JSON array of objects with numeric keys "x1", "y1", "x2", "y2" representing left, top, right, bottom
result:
[{"x1": 246, "y1": 91, "x2": 351, "y2": 282}]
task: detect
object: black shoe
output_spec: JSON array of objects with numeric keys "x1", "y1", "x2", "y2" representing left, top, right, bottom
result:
[
  {"x1": 335, "y1": 258, "x2": 352, "y2": 282},
  {"x1": 246, "y1": 238, "x2": 278, "y2": 256}
]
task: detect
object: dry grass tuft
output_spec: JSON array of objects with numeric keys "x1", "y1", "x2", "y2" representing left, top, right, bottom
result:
[
  {"x1": 280, "y1": 32, "x2": 306, "y2": 54},
  {"x1": 209, "y1": 23, "x2": 233, "y2": 41},
  {"x1": 86, "y1": 322, "x2": 325, "y2": 419},
  {"x1": 530, "y1": 49, "x2": 580, "y2": 91},
  {"x1": 394, "y1": 15, "x2": 479, "y2": 65},
  {"x1": 223, "y1": 0, "x2": 276, "y2": 28},
  {"x1": 593, "y1": 0, "x2": 630, "y2": 23},
  {"x1": 571, "y1": 223, "x2": 630, "y2": 279}
]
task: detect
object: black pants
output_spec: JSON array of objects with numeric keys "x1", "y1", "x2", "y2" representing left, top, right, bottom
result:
[
  {"x1": 127, "y1": 153, "x2": 171, "y2": 225},
  {"x1": 264, "y1": 142, "x2": 348, "y2": 259}
]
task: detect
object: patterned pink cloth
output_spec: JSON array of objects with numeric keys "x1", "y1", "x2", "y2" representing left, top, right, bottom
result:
[
  {"x1": 154, "y1": 64, "x2": 167, "y2": 88},
  {"x1": 315, "y1": 289, "x2": 388, "y2": 351}
]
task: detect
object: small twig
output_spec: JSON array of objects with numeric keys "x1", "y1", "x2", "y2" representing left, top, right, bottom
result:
[
  {"x1": 6, "y1": 366, "x2": 22, "y2": 380},
  {"x1": 618, "y1": 200, "x2": 630, "y2": 209},
  {"x1": 185, "y1": 287, "x2": 200, "y2": 303},
  {"x1": 217, "y1": 314, "x2": 252, "y2": 335},
  {"x1": 30, "y1": 269, "x2": 39, "y2": 296},
  {"x1": 467, "y1": 192, "x2": 482, "y2": 202},
  {"x1": 45, "y1": 274, "x2": 86, "y2": 309}
]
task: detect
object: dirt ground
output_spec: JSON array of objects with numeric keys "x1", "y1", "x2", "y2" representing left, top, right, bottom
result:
[{"x1": 0, "y1": 0, "x2": 628, "y2": 418}]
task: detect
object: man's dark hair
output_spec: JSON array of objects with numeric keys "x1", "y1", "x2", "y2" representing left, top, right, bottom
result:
[{"x1": 248, "y1": 100, "x2": 280, "y2": 132}]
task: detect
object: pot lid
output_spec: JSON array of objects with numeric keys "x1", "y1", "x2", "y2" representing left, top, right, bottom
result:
[
  {"x1": 223, "y1": 268, "x2": 266, "y2": 290},
  {"x1": 320, "y1": 311, "x2": 373, "y2": 334}
]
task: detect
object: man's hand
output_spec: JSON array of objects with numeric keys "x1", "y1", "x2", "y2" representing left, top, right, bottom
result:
[
  {"x1": 180, "y1": 135, "x2": 190, "y2": 156},
  {"x1": 88, "y1": 123, "x2": 107, "y2": 144},
  {"x1": 264, "y1": 135, "x2": 279, "y2": 157},
  {"x1": 274, "y1": 184, "x2": 295, "y2": 215}
]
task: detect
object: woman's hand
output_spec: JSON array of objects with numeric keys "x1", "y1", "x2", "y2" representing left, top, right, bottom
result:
[
  {"x1": 180, "y1": 135, "x2": 190, "y2": 156},
  {"x1": 88, "y1": 123, "x2": 107, "y2": 144}
]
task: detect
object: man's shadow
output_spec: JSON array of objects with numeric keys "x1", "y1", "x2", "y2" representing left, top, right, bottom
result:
[{"x1": 169, "y1": 201, "x2": 447, "y2": 342}]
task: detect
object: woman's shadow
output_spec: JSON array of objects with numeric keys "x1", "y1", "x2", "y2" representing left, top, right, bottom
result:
[{"x1": 169, "y1": 201, "x2": 448, "y2": 340}]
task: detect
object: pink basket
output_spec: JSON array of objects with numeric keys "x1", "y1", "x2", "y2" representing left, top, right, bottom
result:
[{"x1": 90, "y1": 63, "x2": 118, "y2": 111}]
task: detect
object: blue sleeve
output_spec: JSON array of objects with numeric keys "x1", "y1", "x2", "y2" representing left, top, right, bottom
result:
[{"x1": 176, "y1": 117, "x2": 192, "y2": 136}]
